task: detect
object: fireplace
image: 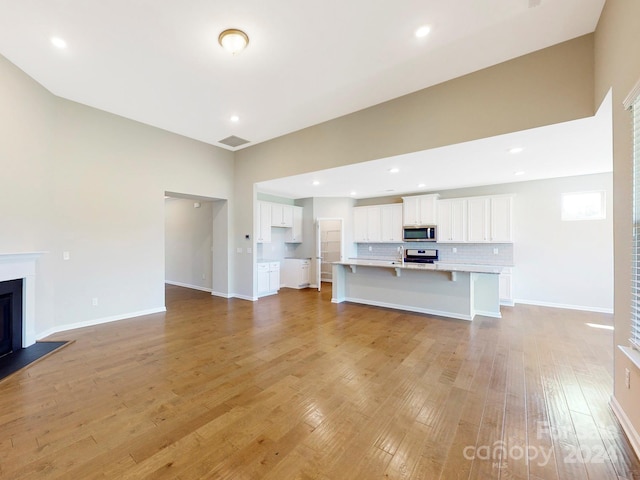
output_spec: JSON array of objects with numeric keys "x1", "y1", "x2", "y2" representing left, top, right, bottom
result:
[
  {"x1": 0, "y1": 279, "x2": 23, "y2": 358},
  {"x1": 0, "y1": 253, "x2": 44, "y2": 349}
]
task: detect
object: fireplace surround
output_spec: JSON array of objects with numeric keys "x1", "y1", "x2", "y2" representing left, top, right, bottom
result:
[{"x1": 0, "y1": 253, "x2": 44, "y2": 349}]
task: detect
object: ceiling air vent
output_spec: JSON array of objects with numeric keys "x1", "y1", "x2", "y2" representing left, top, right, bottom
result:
[{"x1": 218, "y1": 135, "x2": 250, "y2": 148}]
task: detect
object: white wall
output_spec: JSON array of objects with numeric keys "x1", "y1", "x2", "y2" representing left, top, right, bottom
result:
[
  {"x1": 438, "y1": 173, "x2": 614, "y2": 312},
  {"x1": 165, "y1": 198, "x2": 213, "y2": 291},
  {"x1": 0, "y1": 53, "x2": 235, "y2": 338}
]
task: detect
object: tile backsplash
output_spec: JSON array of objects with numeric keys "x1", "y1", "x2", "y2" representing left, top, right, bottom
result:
[{"x1": 356, "y1": 242, "x2": 513, "y2": 266}]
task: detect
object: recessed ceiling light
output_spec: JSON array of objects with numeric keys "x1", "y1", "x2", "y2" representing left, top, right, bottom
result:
[
  {"x1": 509, "y1": 147, "x2": 524, "y2": 154},
  {"x1": 415, "y1": 25, "x2": 431, "y2": 38},
  {"x1": 389, "y1": 168, "x2": 400, "y2": 173},
  {"x1": 218, "y1": 29, "x2": 249, "y2": 55},
  {"x1": 230, "y1": 115, "x2": 240, "y2": 123},
  {"x1": 418, "y1": 183, "x2": 426, "y2": 188},
  {"x1": 350, "y1": 191, "x2": 357, "y2": 196},
  {"x1": 514, "y1": 171, "x2": 526, "y2": 176},
  {"x1": 312, "y1": 180, "x2": 320, "y2": 186},
  {"x1": 51, "y1": 37, "x2": 67, "y2": 49}
]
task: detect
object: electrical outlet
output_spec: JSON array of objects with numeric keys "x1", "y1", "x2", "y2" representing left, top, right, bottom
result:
[
  {"x1": 368, "y1": 245, "x2": 372, "y2": 252},
  {"x1": 201, "y1": 274, "x2": 205, "y2": 280},
  {"x1": 92, "y1": 297, "x2": 98, "y2": 307},
  {"x1": 626, "y1": 368, "x2": 631, "y2": 389},
  {"x1": 63, "y1": 251, "x2": 70, "y2": 260},
  {"x1": 493, "y1": 248, "x2": 499, "y2": 255},
  {"x1": 452, "y1": 247, "x2": 457, "y2": 253}
]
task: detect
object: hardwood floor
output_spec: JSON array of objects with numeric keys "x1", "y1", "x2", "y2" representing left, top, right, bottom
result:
[{"x1": 1, "y1": 284, "x2": 639, "y2": 479}]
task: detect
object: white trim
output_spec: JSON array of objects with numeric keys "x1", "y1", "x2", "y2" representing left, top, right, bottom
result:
[
  {"x1": 610, "y1": 395, "x2": 640, "y2": 460},
  {"x1": 211, "y1": 291, "x2": 233, "y2": 299},
  {"x1": 165, "y1": 280, "x2": 212, "y2": 293},
  {"x1": 342, "y1": 296, "x2": 472, "y2": 321},
  {"x1": 473, "y1": 309, "x2": 502, "y2": 319},
  {"x1": 623, "y1": 78, "x2": 640, "y2": 110},
  {"x1": 36, "y1": 307, "x2": 167, "y2": 339},
  {"x1": 232, "y1": 294, "x2": 258, "y2": 302},
  {"x1": 619, "y1": 345, "x2": 640, "y2": 371},
  {"x1": 514, "y1": 298, "x2": 613, "y2": 314},
  {"x1": 500, "y1": 300, "x2": 515, "y2": 307}
]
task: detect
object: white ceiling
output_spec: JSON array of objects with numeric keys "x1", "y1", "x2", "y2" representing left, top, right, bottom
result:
[
  {"x1": 0, "y1": 0, "x2": 605, "y2": 150},
  {"x1": 257, "y1": 92, "x2": 613, "y2": 199}
]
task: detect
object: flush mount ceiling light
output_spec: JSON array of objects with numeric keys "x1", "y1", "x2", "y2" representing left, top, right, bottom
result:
[
  {"x1": 509, "y1": 147, "x2": 524, "y2": 154},
  {"x1": 312, "y1": 180, "x2": 320, "y2": 186},
  {"x1": 388, "y1": 168, "x2": 400, "y2": 173},
  {"x1": 218, "y1": 29, "x2": 249, "y2": 55},
  {"x1": 230, "y1": 115, "x2": 240, "y2": 123}
]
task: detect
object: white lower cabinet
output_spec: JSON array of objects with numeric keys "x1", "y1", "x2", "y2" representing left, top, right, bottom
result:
[
  {"x1": 282, "y1": 259, "x2": 311, "y2": 289},
  {"x1": 257, "y1": 262, "x2": 280, "y2": 297},
  {"x1": 499, "y1": 267, "x2": 514, "y2": 306}
]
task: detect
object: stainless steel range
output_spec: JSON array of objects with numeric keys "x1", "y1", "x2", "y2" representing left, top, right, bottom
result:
[{"x1": 404, "y1": 248, "x2": 438, "y2": 264}]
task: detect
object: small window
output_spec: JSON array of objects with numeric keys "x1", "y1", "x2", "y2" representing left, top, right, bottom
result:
[{"x1": 561, "y1": 191, "x2": 606, "y2": 221}]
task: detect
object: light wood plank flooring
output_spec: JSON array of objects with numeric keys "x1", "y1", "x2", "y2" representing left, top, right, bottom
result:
[{"x1": 0, "y1": 284, "x2": 639, "y2": 479}]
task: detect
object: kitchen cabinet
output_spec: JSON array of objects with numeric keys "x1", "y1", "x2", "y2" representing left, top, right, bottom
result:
[
  {"x1": 402, "y1": 194, "x2": 439, "y2": 226},
  {"x1": 257, "y1": 261, "x2": 280, "y2": 297},
  {"x1": 437, "y1": 198, "x2": 467, "y2": 243},
  {"x1": 353, "y1": 206, "x2": 381, "y2": 243},
  {"x1": 380, "y1": 204, "x2": 403, "y2": 242},
  {"x1": 282, "y1": 258, "x2": 311, "y2": 289},
  {"x1": 468, "y1": 195, "x2": 513, "y2": 243},
  {"x1": 438, "y1": 195, "x2": 513, "y2": 244},
  {"x1": 499, "y1": 267, "x2": 514, "y2": 306},
  {"x1": 271, "y1": 203, "x2": 293, "y2": 227},
  {"x1": 490, "y1": 195, "x2": 513, "y2": 242},
  {"x1": 256, "y1": 201, "x2": 272, "y2": 244},
  {"x1": 285, "y1": 206, "x2": 303, "y2": 243}
]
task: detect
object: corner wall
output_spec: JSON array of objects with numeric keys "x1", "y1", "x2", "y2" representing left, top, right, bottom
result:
[
  {"x1": 594, "y1": 0, "x2": 640, "y2": 452},
  {"x1": 0, "y1": 52, "x2": 235, "y2": 338},
  {"x1": 234, "y1": 35, "x2": 596, "y2": 299}
]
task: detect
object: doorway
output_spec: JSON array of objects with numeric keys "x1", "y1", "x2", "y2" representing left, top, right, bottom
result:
[
  {"x1": 315, "y1": 218, "x2": 344, "y2": 292},
  {"x1": 164, "y1": 192, "x2": 230, "y2": 297}
]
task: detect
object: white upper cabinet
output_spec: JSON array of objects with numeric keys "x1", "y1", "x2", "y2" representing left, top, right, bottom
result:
[
  {"x1": 489, "y1": 195, "x2": 513, "y2": 242},
  {"x1": 354, "y1": 205, "x2": 387, "y2": 243},
  {"x1": 256, "y1": 201, "x2": 272, "y2": 244},
  {"x1": 271, "y1": 203, "x2": 293, "y2": 227},
  {"x1": 285, "y1": 206, "x2": 304, "y2": 243},
  {"x1": 380, "y1": 204, "x2": 403, "y2": 243},
  {"x1": 437, "y1": 198, "x2": 468, "y2": 243},
  {"x1": 438, "y1": 195, "x2": 513, "y2": 243},
  {"x1": 467, "y1": 197, "x2": 490, "y2": 242},
  {"x1": 402, "y1": 194, "x2": 439, "y2": 226},
  {"x1": 467, "y1": 195, "x2": 513, "y2": 243}
]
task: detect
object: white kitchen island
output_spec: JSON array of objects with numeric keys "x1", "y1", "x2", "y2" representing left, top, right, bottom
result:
[{"x1": 331, "y1": 260, "x2": 504, "y2": 321}]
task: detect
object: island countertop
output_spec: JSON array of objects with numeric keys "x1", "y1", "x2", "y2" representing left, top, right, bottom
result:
[{"x1": 335, "y1": 259, "x2": 506, "y2": 275}]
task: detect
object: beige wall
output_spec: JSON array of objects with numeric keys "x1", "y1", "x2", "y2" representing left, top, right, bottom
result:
[
  {"x1": 0, "y1": 53, "x2": 235, "y2": 336},
  {"x1": 594, "y1": 0, "x2": 640, "y2": 438},
  {"x1": 234, "y1": 34, "x2": 596, "y2": 298}
]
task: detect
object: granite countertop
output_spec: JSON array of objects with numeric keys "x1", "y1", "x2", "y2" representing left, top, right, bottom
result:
[{"x1": 335, "y1": 258, "x2": 505, "y2": 275}]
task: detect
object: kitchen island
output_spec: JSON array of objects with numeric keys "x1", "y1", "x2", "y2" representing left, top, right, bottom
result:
[{"x1": 331, "y1": 259, "x2": 504, "y2": 321}]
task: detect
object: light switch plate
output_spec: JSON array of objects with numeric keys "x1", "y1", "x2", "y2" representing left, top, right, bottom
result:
[{"x1": 236, "y1": 247, "x2": 242, "y2": 254}]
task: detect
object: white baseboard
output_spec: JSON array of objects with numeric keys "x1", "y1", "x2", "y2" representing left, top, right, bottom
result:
[
  {"x1": 233, "y1": 294, "x2": 257, "y2": 302},
  {"x1": 610, "y1": 395, "x2": 640, "y2": 461},
  {"x1": 500, "y1": 299, "x2": 515, "y2": 307},
  {"x1": 474, "y1": 309, "x2": 502, "y2": 319},
  {"x1": 165, "y1": 280, "x2": 212, "y2": 293},
  {"x1": 514, "y1": 298, "x2": 613, "y2": 314},
  {"x1": 211, "y1": 291, "x2": 233, "y2": 299},
  {"x1": 36, "y1": 306, "x2": 167, "y2": 340}
]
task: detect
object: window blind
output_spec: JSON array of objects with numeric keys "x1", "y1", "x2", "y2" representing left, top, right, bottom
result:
[{"x1": 631, "y1": 88, "x2": 640, "y2": 350}]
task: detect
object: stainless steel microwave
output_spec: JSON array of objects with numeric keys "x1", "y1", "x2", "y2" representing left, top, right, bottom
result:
[{"x1": 403, "y1": 226, "x2": 437, "y2": 242}]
